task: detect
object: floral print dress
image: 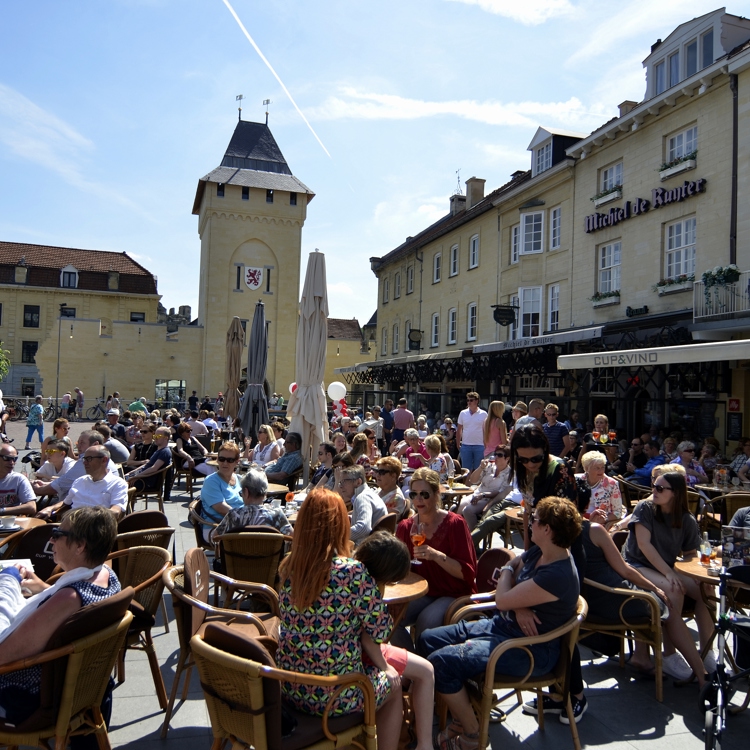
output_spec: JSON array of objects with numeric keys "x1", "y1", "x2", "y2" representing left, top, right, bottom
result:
[{"x1": 277, "y1": 556, "x2": 393, "y2": 716}]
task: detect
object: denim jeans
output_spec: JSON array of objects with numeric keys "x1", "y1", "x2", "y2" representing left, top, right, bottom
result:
[
  {"x1": 418, "y1": 615, "x2": 560, "y2": 694},
  {"x1": 25, "y1": 424, "x2": 44, "y2": 445},
  {"x1": 390, "y1": 595, "x2": 455, "y2": 651},
  {"x1": 460, "y1": 444, "x2": 484, "y2": 472}
]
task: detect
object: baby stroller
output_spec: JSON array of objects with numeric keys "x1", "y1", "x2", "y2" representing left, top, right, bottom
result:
[{"x1": 700, "y1": 564, "x2": 750, "y2": 750}]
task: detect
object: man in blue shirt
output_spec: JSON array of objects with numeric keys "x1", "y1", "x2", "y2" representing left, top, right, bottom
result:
[
  {"x1": 265, "y1": 432, "x2": 303, "y2": 484},
  {"x1": 124, "y1": 427, "x2": 172, "y2": 491},
  {"x1": 381, "y1": 399, "x2": 394, "y2": 449},
  {"x1": 628, "y1": 441, "x2": 665, "y2": 486}
]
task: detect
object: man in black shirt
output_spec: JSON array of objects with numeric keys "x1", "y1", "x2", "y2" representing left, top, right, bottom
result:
[{"x1": 612, "y1": 436, "x2": 648, "y2": 475}]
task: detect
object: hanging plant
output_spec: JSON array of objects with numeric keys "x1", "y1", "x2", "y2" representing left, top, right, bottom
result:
[{"x1": 702, "y1": 264, "x2": 740, "y2": 307}]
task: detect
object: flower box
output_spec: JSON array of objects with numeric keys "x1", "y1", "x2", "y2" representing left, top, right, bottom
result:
[
  {"x1": 659, "y1": 159, "x2": 696, "y2": 181},
  {"x1": 593, "y1": 189, "x2": 622, "y2": 208},
  {"x1": 592, "y1": 296, "x2": 620, "y2": 308},
  {"x1": 657, "y1": 280, "x2": 693, "y2": 296}
]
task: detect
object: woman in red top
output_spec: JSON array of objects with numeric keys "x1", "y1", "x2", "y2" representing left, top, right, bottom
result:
[
  {"x1": 394, "y1": 468, "x2": 477, "y2": 649},
  {"x1": 395, "y1": 429, "x2": 430, "y2": 469}
]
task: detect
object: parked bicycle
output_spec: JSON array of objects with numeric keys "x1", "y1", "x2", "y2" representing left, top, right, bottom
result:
[
  {"x1": 85, "y1": 399, "x2": 108, "y2": 421},
  {"x1": 44, "y1": 397, "x2": 63, "y2": 422},
  {"x1": 700, "y1": 564, "x2": 750, "y2": 750},
  {"x1": 8, "y1": 399, "x2": 29, "y2": 421}
]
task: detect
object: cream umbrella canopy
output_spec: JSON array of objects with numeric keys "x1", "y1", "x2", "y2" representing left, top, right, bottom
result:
[
  {"x1": 286, "y1": 250, "x2": 329, "y2": 482},
  {"x1": 238, "y1": 302, "x2": 270, "y2": 441},
  {"x1": 223, "y1": 317, "x2": 245, "y2": 422}
]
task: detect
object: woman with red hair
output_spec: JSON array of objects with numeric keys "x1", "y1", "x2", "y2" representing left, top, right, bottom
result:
[{"x1": 277, "y1": 489, "x2": 403, "y2": 750}]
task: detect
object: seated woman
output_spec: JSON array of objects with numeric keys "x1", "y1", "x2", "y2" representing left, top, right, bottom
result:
[
  {"x1": 175, "y1": 422, "x2": 216, "y2": 476},
  {"x1": 125, "y1": 422, "x2": 158, "y2": 468},
  {"x1": 622, "y1": 470, "x2": 712, "y2": 684},
  {"x1": 276, "y1": 489, "x2": 403, "y2": 750},
  {"x1": 40, "y1": 418, "x2": 75, "y2": 459},
  {"x1": 373, "y1": 456, "x2": 407, "y2": 518},
  {"x1": 213, "y1": 469, "x2": 292, "y2": 538},
  {"x1": 395, "y1": 429, "x2": 429, "y2": 470},
  {"x1": 0, "y1": 506, "x2": 120, "y2": 725},
  {"x1": 394, "y1": 468, "x2": 477, "y2": 648},
  {"x1": 669, "y1": 441, "x2": 706, "y2": 487},
  {"x1": 124, "y1": 414, "x2": 145, "y2": 447},
  {"x1": 308, "y1": 442, "x2": 335, "y2": 488},
  {"x1": 250, "y1": 424, "x2": 281, "y2": 467},
  {"x1": 200, "y1": 442, "x2": 245, "y2": 541},
  {"x1": 362, "y1": 427, "x2": 381, "y2": 462},
  {"x1": 411, "y1": 434, "x2": 449, "y2": 481},
  {"x1": 419, "y1": 497, "x2": 581, "y2": 750},
  {"x1": 34, "y1": 439, "x2": 75, "y2": 480},
  {"x1": 575, "y1": 451, "x2": 623, "y2": 527},
  {"x1": 331, "y1": 431, "x2": 348, "y2": 455},
  {"x1": 457, "y1": 446, "x2": 512, "y2": 531},
  {"x1": 349, "y1": 433, "x2": 371, "y2": 474}
]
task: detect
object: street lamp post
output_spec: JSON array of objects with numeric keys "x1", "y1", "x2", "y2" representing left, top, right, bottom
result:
[{"x1": 54, "y1": 302, "x2": 67, "y2": 411}]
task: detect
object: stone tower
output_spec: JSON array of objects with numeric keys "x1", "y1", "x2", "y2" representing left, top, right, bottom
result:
[{"x1": 192, "y1": 120, "x2": 314, "y2": 401}]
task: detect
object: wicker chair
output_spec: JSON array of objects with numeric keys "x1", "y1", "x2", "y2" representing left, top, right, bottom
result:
[
  {"x1": 188, "y1": 497, "x2": 218, "y2": 553},
  {"x1": 171, "y1": 447, "x2": 206, "y2": 500},
  {"x1": 127, "y1": 463, "x2": 171, "y2": 513},
  {"x1": 160, "y1": 548, "x2": 281, "y2": 738},
  {"x1": 192, "y1": 622, "x2": 377, "y2": 750},
  {"x1": 701, "y1": 492, "x2": 750, "y2": 533},
  {"x1": 440, "y1": 596, "x2": 588, "y2": 750},
  {"x1": 0, "y1": 588, "x2": 134, "y2": 749},
  {"x1": 614, "y1": 475, "x2": 651, "y2": 512},
  {"x1": 1, "y1": 523, "x2": 61, "y2": 582},
  {"x1": 109, "y1": 545, "x2": 172, "y2": 709},
  {"x1": 370, "y1": 512, "x2": 398, "y2": 535}
]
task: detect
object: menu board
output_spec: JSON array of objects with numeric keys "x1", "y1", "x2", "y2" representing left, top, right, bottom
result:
[{"x1": 727, "y1": 412, "x2": 743, "y2": 442}]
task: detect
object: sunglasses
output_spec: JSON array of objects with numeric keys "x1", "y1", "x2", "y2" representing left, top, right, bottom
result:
[
  {"x1": 45, "y1": 448, "x2": 62, "y2": 454},
  {"x1": 0, "y1": 455, "x2": 17, "y2": 463},
  {"x1": 373, "y1": 468, "x2": 393, "y2": 475},
  {"x1": 409, "y1": 490, "x2": 432, "y2": 500},
  {"x1": 51, "y1": 528, "x2": 71, "y2": 540},
  {"x1": 516, "y1": 455, "x2": 545, "y2": 465},
  {"x1": 494, "y1": 452, "x2": 509, "y2": 458},
  {"x1": 217, "y1": 456, "x2": 238, "y2": 463},
  {"x1": 651, "y1": 483, "x2": 671, "y2": 493},
  {"x1": 683, "y1": 448, "x2": 695, "y2": 452},
  {"x1": 140, "y1": 430, "x2": 150, "y2": 434}
]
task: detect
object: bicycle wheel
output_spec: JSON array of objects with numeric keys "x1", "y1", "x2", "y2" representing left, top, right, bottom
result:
[
  {"x1": 44, "y1": 407, "x2": 56, "y2": 422},
  {"x1": 85, "y1": 406, "x2": 101, "y2": 421}
]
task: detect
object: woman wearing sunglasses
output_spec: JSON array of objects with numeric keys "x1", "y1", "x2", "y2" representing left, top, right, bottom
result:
[
  {"x1": 394, "y1": 468, "x2": 477, "y2": 648},
  {"x1": 40, "y1": 418, "x2": 75, "y2": 459},
  {"x1": 457, "y1": 446, "x2": 512, "y2": 531},
  {"x1": 669, "y1": 441, "x2": 706, "y2": 487},
  {"x1": 125, "y1": 422, "x2": 157, "y2": 469},
  {"x1": 622, "y1": 469, "x2": 711, "y2": 684},
  {"x1": 199, "y1": 442, "x2": 244, "y2": 540},
  {"x1": 373, "y1": 456, "x2": 407, "y2": 517}
]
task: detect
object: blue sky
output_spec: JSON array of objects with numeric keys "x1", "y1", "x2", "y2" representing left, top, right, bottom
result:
[{"x1": 1, "y1": 0, "x2": 746, "y2": 321}]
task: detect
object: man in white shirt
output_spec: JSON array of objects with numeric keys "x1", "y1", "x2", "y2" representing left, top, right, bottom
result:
[
  {"x1": 0, "y1": 445, "x2": 37, "y2": 518},
  {"x1": 337, "y1": 465, "x2": 387, "y2": 544},
  {"x1": 456, "y1": 391, "x2": 487, "y2": 472},
  {"x1": 63, "y1": 445, "x2": 128, "y2": 517}
]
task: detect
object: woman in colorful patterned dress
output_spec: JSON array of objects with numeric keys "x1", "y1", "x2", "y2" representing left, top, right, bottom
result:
[
  {"x1": 277, "y1": 488, "x2": 403, "y2": 750},
  {"x1": 575, "y1": 451, "x2": 623, "y2": 527}
]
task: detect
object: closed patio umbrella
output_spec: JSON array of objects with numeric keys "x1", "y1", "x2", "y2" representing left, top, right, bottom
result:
[
  {"x1": 238, "y1": 301, "x2": 270, "y2": 441},
  {"x1": 286, "y1": 250, "x2": 328, "y2": 482},
  {"x1": 224, "y1": 317, "x2": 245, "y2": 422}
]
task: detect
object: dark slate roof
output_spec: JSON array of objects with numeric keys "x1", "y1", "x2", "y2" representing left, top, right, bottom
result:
[
  {"x1": 371, "y1": 171, "x2": 532, "y2": 271},
  {"x1": 328, "y1": 318, "x2": 362, "y2": 340},
  {"x1": 193, "y1": 120, "x2": 314, "y2": 214},
  {"x1": 0, "y1": 241, "x2": 158, "y2": 295},
  {"x1": 221, "y1": 121, "x2": 292, "y2": 174},
  {"x1": 364, "y1": 311, "x2": 377, "y2": 327}
]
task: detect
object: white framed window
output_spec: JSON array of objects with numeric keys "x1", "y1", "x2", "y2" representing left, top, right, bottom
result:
[
  {"x1": 509, "y1": 294, "x2": 519, "y2": 340},
  {"x1": 518, "y1": 287, "x2": 542, "y2": 338},
  {"x1": 598, "y1": 242, "x2": 621, "y2": 294},
  {"x1": 655, "y1": 60, "x2": 666, "y2": 95},
  {"x1": 404, "y1": 320, "x2": 411, "y2": 352},
  {"x1": 381, "y1": 328, "x2": 387, "y2": 356},
  {"x1": 686, "y1": 39, "x2": 698, "y2": 77},
  {"x1": 433, "y1": 253, "x2": 441, "y2": 283},
  {"x1": 447, "y1": 308, "x2": 457, "y2": 344},
  {"x1": 550, "y1": 207, "x2": 561, "y2": 250},
  {"x1": 60, "y1": 264, "x2": 79, "y2": 289},
  {"x1": 394, "y1": 272, "x2": 401, "y2": 299},
  {"x1": 668, "y1": 126, "x2": 698, "y2": 162},
  {"x1": 406, "y1": 265, "x2": 414, "y2": 294},
  {"x1": 535, "y1": 142, "x2": 552, "y2": 175},
  {"x1": 601, "y1": 162, "x2": 622, "y2": 192},
  {"x1": 467, "y1": 303, "x2": 477, "y2": 341},
  {"x1": 383, "y1": 278, "x2": 389, "y2": 303},
  {"x1": 666, "y1": 217, "x2": 696, "y2": 279},
  {"x1": 431, "y1": 313, "x2": 439, "y2": 347},
  {"x1": 468, "y1": 235, "x2": 479, "y2": 269},
  {"x1": 702, "y1": 29, "x2": 713, "y2": 69},
  {"x1": 521, "y1": 212, "x2": 543, "y2": 254},
  {"x1": 668, "y1": 51, "x2": 680, "y2": 87},
  {"x1": 511, "y1": 224, "x2": 520, "y2": 264},
  {"x1": 449, "y1": 244, "x2": 459, "y2": 276},
  {"x1": 548, "y1": 284, "x2": 560, "y2": 331},
  {"x1": 392, "y1": 324, "x2": 400, "y2": 354}
]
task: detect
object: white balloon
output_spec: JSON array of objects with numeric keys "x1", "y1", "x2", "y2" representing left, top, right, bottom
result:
[
  {"x1": 289, "y1": 382, "x2": 298, "y2": 394},
  {"x1": 327, "y1": 381, "x2": 346, "y2": 401}
]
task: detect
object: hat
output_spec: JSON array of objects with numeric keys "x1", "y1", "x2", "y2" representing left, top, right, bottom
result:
[
  {"x1": 512, "y1": 402, "x2": 528, "y2": 414},
  {"x1": 107, "y1": 409, "x2": 120, "y2": 416}
]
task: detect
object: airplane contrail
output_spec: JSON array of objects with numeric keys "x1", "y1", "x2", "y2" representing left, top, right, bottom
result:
[{"x1": 221, "y1": 0, "x2": 332, "y2": 159}]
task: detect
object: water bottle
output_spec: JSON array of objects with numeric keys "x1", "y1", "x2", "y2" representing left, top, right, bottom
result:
[{"x1": 700, "y1": 532, "x2": 712, "y2": 566}]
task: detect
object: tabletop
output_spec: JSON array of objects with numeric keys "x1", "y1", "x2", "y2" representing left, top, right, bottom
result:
[
  {"x1": 675, "y1": 555, "x2": 719, "y2": 585},
  {"x1": 0, "y1": 516, "x2": 45, "y2": 535},
  {"x1": 383, "y1": 571, "x2": 429, "y2": 605}
]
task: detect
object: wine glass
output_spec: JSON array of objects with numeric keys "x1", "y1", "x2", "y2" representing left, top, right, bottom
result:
[
  {"x1": 608, "y1": 430, "x2": 617, "y2": 444},
  {"x1": 410, "y1": 521, "x2": 426, "y2": 565},
  {"x1": 592, "y1": 430, "x2": 601, "y2": 443}
]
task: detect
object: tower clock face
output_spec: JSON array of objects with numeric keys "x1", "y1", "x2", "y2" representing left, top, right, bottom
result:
[{"x1": 245, "y1": 267, "x2": 264, "y2": 290}]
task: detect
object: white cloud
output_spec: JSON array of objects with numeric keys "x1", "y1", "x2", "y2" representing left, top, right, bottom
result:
[
  {"x1": 446, "y1": 0, "x2": 575, "y2": 25},
  {"x1": 327, "y1": 281, "x2": 357, "y2": 297},
  {"x1": 308, "y1": 87, "x2": 609, "y2": 131},
  {"x1": 0, "y1": 83, "x2": 153, "y2": 218},
  {"x1": 368, "y1": 194, "x2": 448, "y2": 252},
  {"x1": 480, "y1": 143, "x2": 531, "y2": 165}
]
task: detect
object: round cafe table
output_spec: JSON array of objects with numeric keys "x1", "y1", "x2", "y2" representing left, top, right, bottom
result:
[
  {"x1": 440, "y1": 484, "x2": 474, "y2": 510},
  {"x1": 383, "y1": 571, "x2": 429, "y2": 632},
  {"x1": 0, "y1": 516, "x2": 45, "y2": 536}
]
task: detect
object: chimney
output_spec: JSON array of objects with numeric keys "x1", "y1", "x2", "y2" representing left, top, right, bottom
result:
[
  {"x1": 449, "y1": 194, "x2": 466, "y2": 216},
  {"x1": 510, "y1": 170, "x2": 526, "y2": 181},
  {"x1": 465, "y1": 177, "x2": 486, "y2": 208},
  {"x1": 618, "y1": 100, "x2": 638, "y2": 117},
  {"x1": 651, "y1": 38, "x2": 662, "y2": 53}
]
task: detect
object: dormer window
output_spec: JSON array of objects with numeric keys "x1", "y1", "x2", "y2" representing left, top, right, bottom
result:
[
  {"x1": 535, "y1": 143, "x2": 552, "y2": 175},
  {"x1": 60, "y1": 265, "x2": 78, "y2": 289}
]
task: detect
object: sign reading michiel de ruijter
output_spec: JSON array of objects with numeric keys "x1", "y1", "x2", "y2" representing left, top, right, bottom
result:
[{"x1": 584, "y1": 178, "x2": 706, "y2": 233}]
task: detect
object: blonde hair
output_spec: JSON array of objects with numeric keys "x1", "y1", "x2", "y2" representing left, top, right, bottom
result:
[
  {"x1": 581, "y1": 451, "x2": 607, "y2": 471},
  {"x1": 425, "y1": 434, "x2": 441, "y2": 454},
  {"x1": 411, "y1": 467, "x2": 440, "y2": 495},
  {"x1": 483, "y1": 400, "x2": 507, "y2": 447}
]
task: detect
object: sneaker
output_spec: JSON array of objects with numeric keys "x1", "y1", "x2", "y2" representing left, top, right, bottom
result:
[
  {"x1": 662, "y1": 652, "x2": 693, "y2": 681},
  {"x1": 522, "y1": 695, "x2": 564, "y2": 716},
  {"x1": 560, "y1": 695, "x2": 588, "y2": 725},
  {"x1": 704, "y1": 651, "x2": 718, "y2": 674}
]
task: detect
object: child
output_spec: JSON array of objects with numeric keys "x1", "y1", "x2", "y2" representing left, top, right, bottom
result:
[{"x1": 355, "y1": 532, "x2": 435, "y2": 750}]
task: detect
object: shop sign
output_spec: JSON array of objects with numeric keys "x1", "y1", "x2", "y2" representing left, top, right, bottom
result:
[
  {"x1": 584, "y1": 178, "x2": 706, "y2": 233},
  {"x1": 593, "y1": 351, "x2": 659, "y2": 366},
  {"x1": 626, "y1": 305, "x2": 649, "y2": 317},
  {"x1": 729, "y1": 398, "x2": 741, "y2": 412}
]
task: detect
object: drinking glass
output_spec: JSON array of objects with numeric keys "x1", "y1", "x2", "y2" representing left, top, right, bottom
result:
[
  {"x1": 592, "y1": 430, "x2": 601, "y2": 442},
  {"x1": 608, "y1": 430, "x2": 617, "y2": 444},
  {"x1": 410, "y1": 521, "x2": 426, "y2": 565}
]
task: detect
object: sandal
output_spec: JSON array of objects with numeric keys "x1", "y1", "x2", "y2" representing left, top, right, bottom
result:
[
  {"x1": 434, "y1": 721, "x2": 463, "y2": 750},
  {"x1": 439, "y1": 732, "x2": 479, "y2": 750}
]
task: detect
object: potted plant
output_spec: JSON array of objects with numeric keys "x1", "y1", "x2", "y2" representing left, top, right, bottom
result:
[
  {"x1": 702, "y1": 264, "x2": 741, "y2": 307},
  {"x1": 591, "y1": 184, "x2": 622, "y2": 208},
  {"x1": 590, "y1": 290, "x2": 620, "y2": 307},
  {"x1": 659, "y1": 150, "x2": 697, "y2": 181},
  {"x1": 653, "y1": 274, "x2": 695, "y2": 295}
]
